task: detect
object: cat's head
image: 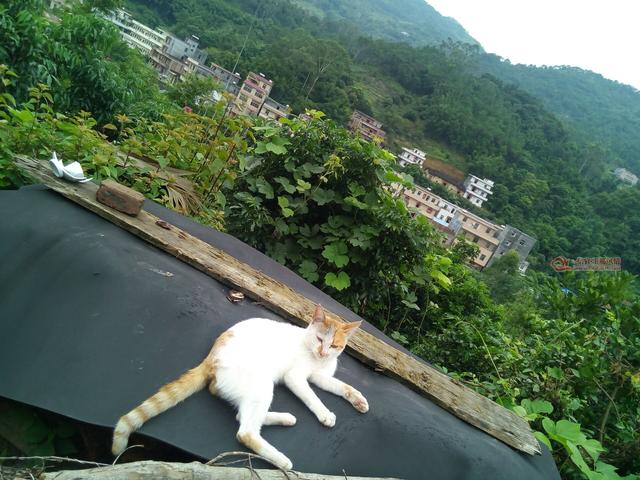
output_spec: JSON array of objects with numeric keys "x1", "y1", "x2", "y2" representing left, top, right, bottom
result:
[{"x1": 306, "y1": 304, "x2": 361, "y2": 360}]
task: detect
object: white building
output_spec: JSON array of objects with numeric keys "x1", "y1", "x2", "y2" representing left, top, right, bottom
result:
[
  {"x1": 398, "y1": 147, "x2": 426, "y2": 167},
  {"x1": 613, "y1": 168, "x2": 638, "y2": 186},
  {"x1": 463, "y1": 175, "x2": 494, "y2": 207},
  {"x1": 103, "y1": 9, "x2": 167, "y2": 56}
]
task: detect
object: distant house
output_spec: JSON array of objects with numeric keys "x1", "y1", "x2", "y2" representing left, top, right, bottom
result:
[
  {"x1": 462, "y1": 175, "x2": 494, "y2": 208},
  {"x1": 102, "y1": 9, "x2": 167, "y2": 57},
  {"x1": 613, "y1": 167, "x2": 638, "y2": 186},
  {"x1": 208, "y1": 63, "x2": 242, "y2": 96},
  {"x1": 258, "y1": 97, "x2": 291, "y2": 122},
  {"x1": 161, "y1": 33, "x2": 207, "y2": 65},
  {"x1": 348, "y1": 110, "x2": 386, "y2": 144},
  {"x1": 421, "y1": 158, "x2": 495, "y2": 208},
  {"x1": 233, "y1": 72, "x2": 273, "y2": 117},
  {"x1": 148, "y1": 47, "x2": 187, "y2": 84},
  {"x1": 489, "y1": 225, "x2": 536, "y2": 274},
  {"x1": 398, "y1": 147, "x2": 426, "y2": 167},
  {"x1": 395, "y1": 183, "x2": 533, "y2": 271}
]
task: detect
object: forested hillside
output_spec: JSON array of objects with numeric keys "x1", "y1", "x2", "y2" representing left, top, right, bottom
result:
[
  {"x1": 291, "y1": 0, "x2": 477, "y2": 46},
  {"x1": 474, "y1": 54, "x2": 640, "y2": 172},
  {"x1": 124, "y1": 0, "x2": 640, "y2": 275}
]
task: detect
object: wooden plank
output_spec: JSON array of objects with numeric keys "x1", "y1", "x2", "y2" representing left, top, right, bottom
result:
[
  {"x1": 39, "y1": 460, "x2": 402, "y2": 479},
  {"x1": 13, "y1": 156, "x2": 541, "y2": 456}
]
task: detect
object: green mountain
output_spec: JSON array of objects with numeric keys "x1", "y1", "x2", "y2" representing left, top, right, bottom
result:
[
  {"x1": 472, "y1": 55, "x2": 640, "y2": 172},
  {"x1": 290, "y1": 0, "x2": 478, "y2": 46},
  {"x1": 123, "y1": 0, "x2": 640, "y2": 274}
]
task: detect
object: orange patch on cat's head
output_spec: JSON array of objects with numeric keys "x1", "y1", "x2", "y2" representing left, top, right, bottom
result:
[{"x1": 312, "y1": 304, "x2": 362, "y2": 349}]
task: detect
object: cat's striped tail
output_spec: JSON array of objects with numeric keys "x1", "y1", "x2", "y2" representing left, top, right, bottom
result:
[{"x1": 111, "y1": 361, "x2": 212, "y2": 455}]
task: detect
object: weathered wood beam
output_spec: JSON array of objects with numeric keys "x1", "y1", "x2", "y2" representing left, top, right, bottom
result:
[
  {"x1": 13, "y1": 156, "x2": 541, "y2": 456},
  {"x1": 39, "y1": 460, "x2": 401, "y2": 480}
]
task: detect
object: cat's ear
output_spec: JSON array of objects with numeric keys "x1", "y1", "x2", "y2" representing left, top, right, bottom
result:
[
  {"x1": 342, "y1": 320, "x2": 362, "y2": 337},
  {"x1": 312, "y1": 304, "x2": 326, "y2": 324}
]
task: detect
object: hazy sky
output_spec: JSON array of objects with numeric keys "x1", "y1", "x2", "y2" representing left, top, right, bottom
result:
[{"x1": 427, "y1": 0, "x2": 640, "y2": 90}]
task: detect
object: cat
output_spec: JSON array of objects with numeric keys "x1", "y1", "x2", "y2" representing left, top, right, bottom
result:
[{"x1": 111, "y1": 304, "x2": 369, "y2": 470}]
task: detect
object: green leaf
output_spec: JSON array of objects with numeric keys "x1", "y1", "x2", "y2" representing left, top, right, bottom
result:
[
  {"x1": 266, "y1": 141, "x2": 287, "y2": 154},
  {"x1": 430, "y1": 269, "x2": 452, "y2": 289},
  {"x1": 512, "y1": 405, "x2": 527, "y2": 418},
  {"x1": 555, "y1": 420, "x2": 586, "y2": 443},
  {"x1": 311, "y1": 188, "x2": 334, "y2": 205},
  {"x1": 256, "y1": 178, "x2": 274, "y2": 199},
  {"x1": 344, "y1": 196, "x2": 368, "y2": 209},
  {"x1": 542, "y1": 417, "x2": 556, "y2": 435},
  {"x1": 298, "y1": 260, "x2": 319, "y2": 282},
  {"x1": 528, "y1": 399, "x2": 553, "y2": 415},
  {"x1": 274, "y1": 176, "x2": 296, "y2": 194},
  {"x1": 547, "y1": 366, "x2": 563, "y2": 379},
  {"x1": 296, "y1": 179, "x2": 312, "y2": 192},
  {"x1": 582, "y1": 438, "x2": 605, "y2": 462},
  {"x1": 533, "y1": 431, "x2": 552, "y2": 450},
  {"x1": 322, "y1": 242, "x2": 350, "y2": 268},
  {"x1": 324, "y1": 271, "x2": 351, "y2": 291},
  {"x1": 277, "y1": 196, "x2": 289, "y2": 208}
]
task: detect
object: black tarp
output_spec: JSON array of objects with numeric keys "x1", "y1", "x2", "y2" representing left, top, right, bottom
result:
[{"x1": 0, "y1": 187, "x2": 560, "y2": 479}]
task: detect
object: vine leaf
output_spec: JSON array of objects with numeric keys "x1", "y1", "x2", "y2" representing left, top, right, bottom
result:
[{"x1": 325, "y1": 271, "x2": 351, "y2": 291}]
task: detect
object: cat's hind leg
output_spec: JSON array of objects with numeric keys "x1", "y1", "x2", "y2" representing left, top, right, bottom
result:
[{"x1": 236, "y1": 397, "x2": 293, "y2": 470}]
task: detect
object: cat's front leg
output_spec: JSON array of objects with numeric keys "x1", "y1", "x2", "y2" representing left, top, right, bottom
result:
[
  {"x1": 283, "y1": 373, "x2": 336, "y2": 427},
  {"x1": 309, "y1": 373, "x2": 369, "y2": 413}
]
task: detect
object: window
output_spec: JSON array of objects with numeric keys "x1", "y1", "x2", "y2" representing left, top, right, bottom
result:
[
  {"x1": 255, "y1": 92, "x2": 264, "y2": 99},
  {"x1": 511, "y1": 231, "x2": 517, "y2": 237},
  {"x1": 462, "y1": 216, "x2": 468, "y2": 222},
  {"x1": 505, "y1": 241, "x2": 511, "y2": 247},
  {"x1": 485, "y1": 227, "x2": 491, "y2": 234},
  {"x1": 479, "y1": 254, "x2": 486, "y2": 261},
  {"x1": 473, "y1": 236, "x2": 479, "y2": 243},
  {"x1": 250, "y1": 100, "x2": 260, "y2": 108},
  {"x1": 519, "y1": 240, "x2": 526, "y2": 246},
  {"x1": 473, "y1": 222, "x2": 479, "y2": 229}
]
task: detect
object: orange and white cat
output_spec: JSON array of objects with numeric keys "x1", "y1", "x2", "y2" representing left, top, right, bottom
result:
[{"x1": 112, "y1": 304, "x2": 368, "y2": 470}]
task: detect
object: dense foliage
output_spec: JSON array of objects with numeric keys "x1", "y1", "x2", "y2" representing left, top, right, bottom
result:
[
  {"x1": 0, "y1": 0, "x2": 171, "y2": 120},
  {"x1": 1, "y1": 2, "x2": 639, "y2": 479}
]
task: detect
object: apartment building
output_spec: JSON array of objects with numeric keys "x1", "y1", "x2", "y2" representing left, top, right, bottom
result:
[
  {"x1": 463, "y1": 175, "x2": 494, "y2": 207},
  {"x1": 489, "y1": 226, "x2": 536, "y2": 273},
  {"x1": 396, "y1": 183, "x2": 532, "y2": 270},
  {"x1": 259, "y1": 97, "x2": 291, "y2": 122},
  {"x1": 348, "y1": 110, "x2": 386, "y2": 144},
  {"x1": 162, "y1": 33, "x2": 207, "y2": 65},
  {"x1": 148, "y1": 48, "x2": 187, "y2": 84},
  {"x1": 456, "y1": 210, "x2": 502, "y2": 269},
  {"x1": 233, "y1": 72, "x2": 273, "y2": 116},
  {"x1": 398, "y1": 147, "x2": 426, "y2": 167},
  {"x1": 208, "y1": 63, "x2": 242, "y2": 95},
  {"x1": 103, "y1": 9, "x2": 167, "y2": 56}
]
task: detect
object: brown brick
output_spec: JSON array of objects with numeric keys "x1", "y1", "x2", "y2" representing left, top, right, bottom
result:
[{"x1": 96, "y1": 180, "x2": 145, "y2": 216}]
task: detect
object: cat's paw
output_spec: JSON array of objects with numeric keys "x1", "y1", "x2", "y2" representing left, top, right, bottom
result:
[
  {"x1": 344, "y1": 386, "x2": 369, "y2": 413},
  {"x1": 317, "y1": 410, "x2": 336, "y2": 427},
  {"x1": 272, "y1": 452, "x2": 293, "y2": 470},
  {"x1": 279, "y1": 413, "x2": 297, "y2": 426}
]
